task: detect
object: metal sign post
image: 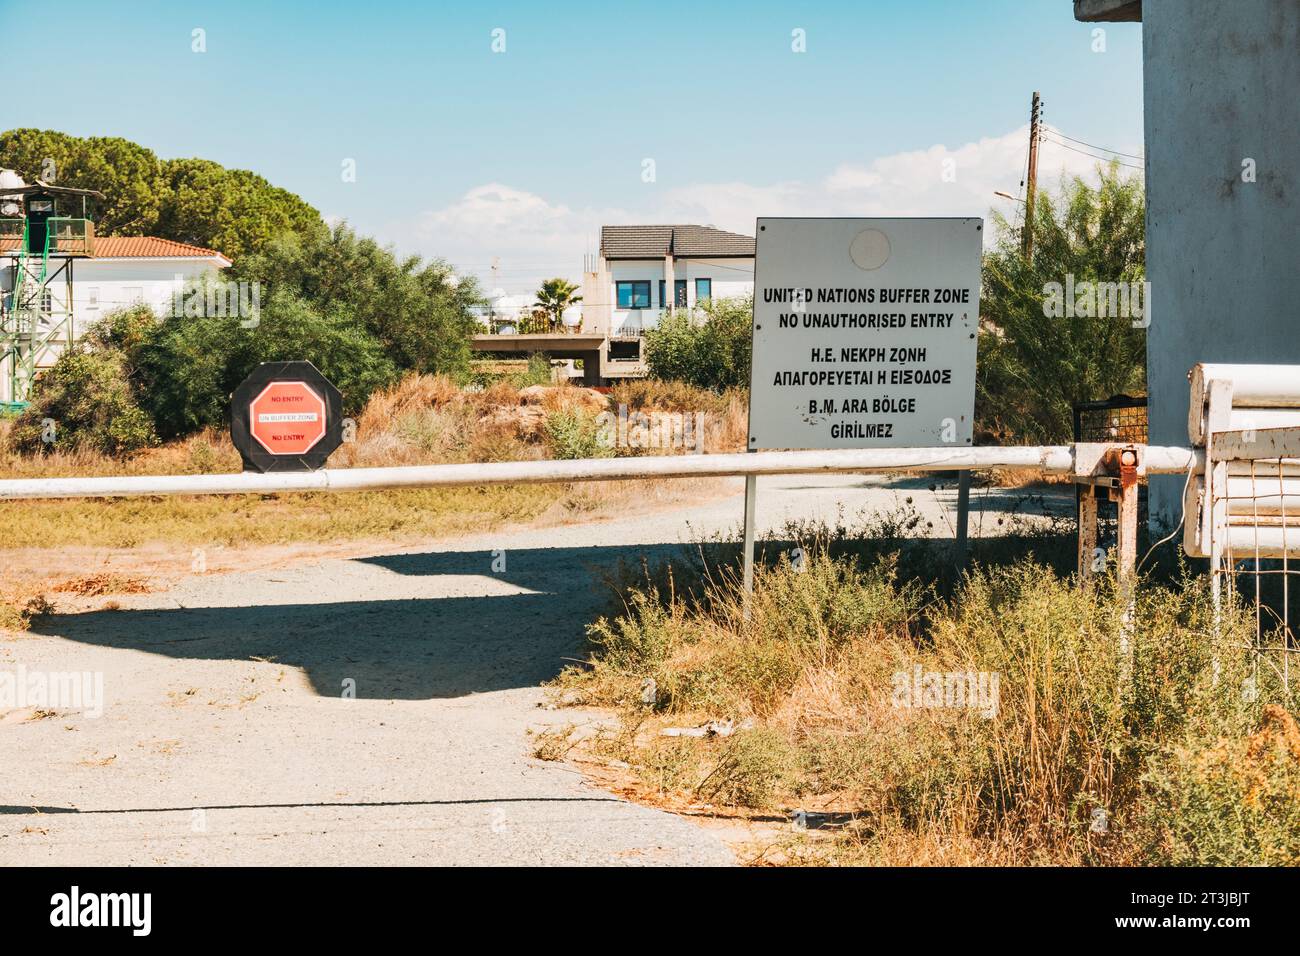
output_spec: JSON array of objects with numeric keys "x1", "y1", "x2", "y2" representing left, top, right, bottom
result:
[
  {"x1": 741, "y1": 472, "x2": 757, "y2": 614},
  {"x1": 954, "y1": 470, "x2": 971, "y2": 565}
]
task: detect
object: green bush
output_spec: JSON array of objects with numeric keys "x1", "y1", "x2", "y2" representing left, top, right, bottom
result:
[
  {"x1": 231, "y1": 224, "x2": 484, "y2": 378},
  {"x1": 1138, "y1": 705, "x2": 1300, "y2": 866},
  {"x1": 10, "y1": 312, "x2": 158, "y2": 456},
  {"x1": 588, "y1": 588, "x2": 681, "y2": 672},
  {"x1": 82, "y1": 303, "x2": 156, "y2": 354},
  {"x1": 697, "y1": 728, "x2": 799, "y2": 809},
  {"x1": 135, "y1": 291, "x2": 399, "y2": 438},
  {"x1": 644, "y1": 296, "x2": 752, "y2": 391},
  {"x1": 542, "y1": 409, "x2": 606, "y2": 460},
  {"x1": 517, "y1": 353, "x2": 553, "y2": 387}
]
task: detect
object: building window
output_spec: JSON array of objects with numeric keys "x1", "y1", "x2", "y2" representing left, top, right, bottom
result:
[
  {"x1": 86, "y1": 287, "x2": 100, "y2": 310},
  {"x1": 41, "y1": 289, "x2": 52, "y2": 313},
  {"x1": 616, "y1": 280, "x2": 650, "y2": 309},
  {"x1": 123, "y1": 287, "x2": 143, "y2": 305},
  {"x1": 695, "y1": 278, "x2": 712, "y2": 303},
  {"x1": 658, "y1": 279, "x2": 691, "y2": 309}
]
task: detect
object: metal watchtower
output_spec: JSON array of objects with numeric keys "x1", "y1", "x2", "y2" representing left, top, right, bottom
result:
[{"x1": 0, "y1": 178, "x2": 104, "y2": 409}]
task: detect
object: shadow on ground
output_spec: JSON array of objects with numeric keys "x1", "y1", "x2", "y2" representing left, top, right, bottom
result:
[
  {"x1": 29, "y1": 543, "x2": 686, "y2": 701},
  {"x1": 28, "y1": 511, "x2": 1085, "y2": 704}
]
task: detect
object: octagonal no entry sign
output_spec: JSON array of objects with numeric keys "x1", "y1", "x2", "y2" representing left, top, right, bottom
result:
[
  {"x1": 231, "y1": 361, "x2": 344, "y2": 472},
  {"x1": 250, "y1": 381, "x2": 326, "y2": 455}
]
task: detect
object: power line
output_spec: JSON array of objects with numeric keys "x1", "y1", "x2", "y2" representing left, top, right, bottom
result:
[
  {"x1": 1043, "y1": 125, "x2": 1144, "y2": 161},
  {"x1": 1040, "y1": 135, "x2": 1145, "y2": 172}
]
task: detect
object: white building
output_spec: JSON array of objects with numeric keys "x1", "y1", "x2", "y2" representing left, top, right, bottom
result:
[
  {"x1": 581, "y1": 225, "x2": 755, "y2": 338},
  {"x1": 7, "y1": 235, "x2": 234, "y2": 331},
  {"x1": 0, "y1": 235, "x2": 232, "y2": 402}
]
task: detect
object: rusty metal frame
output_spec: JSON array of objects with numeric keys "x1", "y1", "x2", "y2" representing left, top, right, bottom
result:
[{"x1": 1074, "y1": 443, "x2": 1143, "y2": 581}]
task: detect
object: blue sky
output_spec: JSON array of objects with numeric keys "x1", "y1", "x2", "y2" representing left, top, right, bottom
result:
[{"x1": 2, "y1": 0, "x2": 1143, "y2": 292}]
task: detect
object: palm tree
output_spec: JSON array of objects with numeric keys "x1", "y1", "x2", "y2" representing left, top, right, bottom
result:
[{"x1": 534, "y1": 278, "x2": 583, "y2": 333}]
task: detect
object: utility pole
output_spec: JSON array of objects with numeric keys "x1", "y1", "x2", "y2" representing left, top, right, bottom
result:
[{"x1": 1023, "y1": 91, "x2": 1042, "y2": 262}]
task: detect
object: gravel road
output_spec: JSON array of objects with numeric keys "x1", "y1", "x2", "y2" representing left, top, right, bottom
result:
[{"x1": 0, "y1": 474, "x2": 1069, "y2": 866}]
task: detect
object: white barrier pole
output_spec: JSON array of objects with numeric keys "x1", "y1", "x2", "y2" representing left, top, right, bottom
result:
[{"x1": 0, "y1": 445, "x2": 1202, "y2": 502}]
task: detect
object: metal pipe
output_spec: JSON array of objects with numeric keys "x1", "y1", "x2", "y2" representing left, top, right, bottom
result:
[
  {"x1": 1219, "y1": 527, "x2": 1300, "y2": 559},
  {"x1": 1187, "y1": 475, "x2": 1300, "y2": 516},
  {"x1": 0, "y1": 445, "x2": 1202, "y2": 502},
  {"x1": 1190, "y1": 364, "x2": 1300, "y2": 407},
  {"x1": 1188, "y1": 363, "x2": 1300, "y2": 443}
]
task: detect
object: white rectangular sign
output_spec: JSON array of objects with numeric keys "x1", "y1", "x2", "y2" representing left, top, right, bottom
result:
[{"x1": 748, "y1": 217, "x2": 982, "y2": 450}]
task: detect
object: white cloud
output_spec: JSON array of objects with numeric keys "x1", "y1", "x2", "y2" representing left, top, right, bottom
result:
[
  {"x1": 659, "y1": 126, "x2": 1108, "y2": 233},
  {"x1": 401, "y1": 183, "x2": 623, "y2": 295},
  {"x1": 398, "y1": 127, "x2": 1133, "y2": 294}
]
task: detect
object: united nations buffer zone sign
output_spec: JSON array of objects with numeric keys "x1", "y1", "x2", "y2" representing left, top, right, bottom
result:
[
  {"x1": 230, "y1": 361, "x2": 345, "y2": 472},
  {"x1": 748, "y1": 217, "x2": 982, "y2": 450}
]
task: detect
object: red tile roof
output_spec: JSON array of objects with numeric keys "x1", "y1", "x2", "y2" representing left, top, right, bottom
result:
[
  {"x1": 92, "y1": 236, "x2": 228, "y2": 260},
  {"x1": 0, "y1": 235, "x2": 229, "y2": 261}
]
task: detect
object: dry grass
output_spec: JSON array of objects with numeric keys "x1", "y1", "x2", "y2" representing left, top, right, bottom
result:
[
  {"x1": 0, "y1": 485, "x2": 562, "y2": 551},
  {"x1": 0, "y1": 589, "x2": 54, "y2": 633},
  {"x1": 52, "y1": 573, "x2": 152, "y2": 596},
  {"x1": 529, "y1": 724, "x2": 582, "y2": 761},
  {"x1": 553, "y1": 518, "x2": 1300, "y2": 866},
  {"x1": 608, "y1": 381, "x2": 748, "y2": 455}
]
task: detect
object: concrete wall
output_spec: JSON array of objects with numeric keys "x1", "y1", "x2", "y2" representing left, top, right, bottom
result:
[
  {"x1": 69, "y1": 259, "x2": 225, "y2": 334},
  {"x1": 580, "y1": 267, "x2": 610, "y2": 334},
  {"x1": 1143, "y1": 0, "x2": 1300, "y2": 528}
]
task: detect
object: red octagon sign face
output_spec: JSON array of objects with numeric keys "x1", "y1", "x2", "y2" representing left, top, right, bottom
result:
[{"x1": 248, "y1": 380, "x2": 327, "y2": 456}]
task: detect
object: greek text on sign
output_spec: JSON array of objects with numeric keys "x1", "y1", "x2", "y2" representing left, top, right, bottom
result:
[
  {"x1": 749, "y1": 218, "x2": 981, "y2": 449},
  {"x1": 249, "y1": 381, "x2": 327, "y2": 455}
]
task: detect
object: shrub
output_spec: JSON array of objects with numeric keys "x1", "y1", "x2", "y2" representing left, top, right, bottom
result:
[
  {"x1": 697, "y1": 728, "x2": 798, "y2": 808},
  {"x1": 587, "y1": 587, "x2": 682, "y2": 673},
  {"x1": 542, "y1": 409, "x2": 606, "y2": 460},
  {"x1": 10, "y1": 319, "x2": 158, "y2": 457},
  {"x1": 136, "y1": 290, "x2": 399, "y2": 438},
  {"x1": 636, "y1": 736, "x2": 701, "y2": 795},
  {"x1": 83, "y1": 303, "x2": 156, "y2": 353},
  {"x1": 644, "y1": 296, "x2": 752, "y2": 391},
  {"x1": 1138, "y1": 705, "x2": 1300, "y2": 866},
  {"x1": 517, "y1": 353, "x2": 553, "y2": 387}
]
